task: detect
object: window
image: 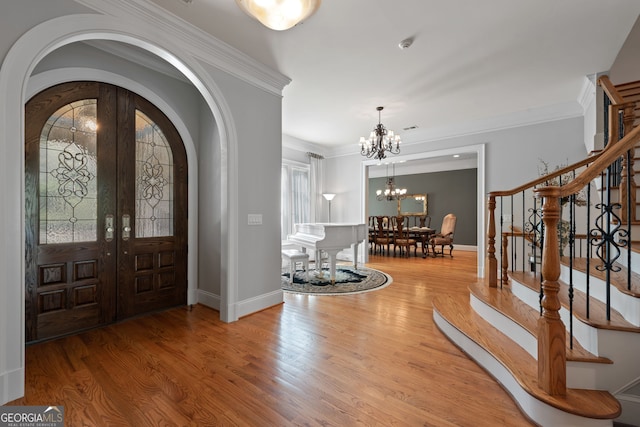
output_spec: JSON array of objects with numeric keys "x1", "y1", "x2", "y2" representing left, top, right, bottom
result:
[{"x1": 281, "y1": 161, "x2": 310, "y2": 240}]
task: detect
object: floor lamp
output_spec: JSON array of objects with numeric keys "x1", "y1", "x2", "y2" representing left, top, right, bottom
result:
[{"x1": 323, "y1": 193, "x2": 336, "y2": 223}]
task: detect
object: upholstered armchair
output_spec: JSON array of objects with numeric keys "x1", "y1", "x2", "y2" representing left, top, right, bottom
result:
[{"x1": 429, "y1": 213, "x2": 457, "y2": 257}]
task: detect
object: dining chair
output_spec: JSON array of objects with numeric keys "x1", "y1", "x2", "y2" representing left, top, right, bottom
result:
[
  {"x1": 373, "y1": 216, "x2": 393, "y2": 255},
  {"x1": 393, "y1": 215, "x2": 418, "y2": 257},
  {"x1": 429, "y1": 213, "x2": 457, "y2": 257}
]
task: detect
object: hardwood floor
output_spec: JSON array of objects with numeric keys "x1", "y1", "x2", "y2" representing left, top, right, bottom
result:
[{"x1": 8, "y1": 251, "x2": 535, "y2": 426}]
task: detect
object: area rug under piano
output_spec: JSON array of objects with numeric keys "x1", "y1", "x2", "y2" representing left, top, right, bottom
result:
[{"x1": 281, "y1": 264, "x2": 392, "y2": 295}]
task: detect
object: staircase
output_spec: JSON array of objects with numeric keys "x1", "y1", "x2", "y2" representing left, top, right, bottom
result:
[{"x1": 433, "y1": 77, "x2": 640, "y2": 427}]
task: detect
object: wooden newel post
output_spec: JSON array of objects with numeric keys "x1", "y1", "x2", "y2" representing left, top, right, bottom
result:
[
  {"x1": 534, "y1": 186, "x2": 566, "y2": 396},
  {"x1": 486, "y1": 195, "x2": 497, "y2": 288}
]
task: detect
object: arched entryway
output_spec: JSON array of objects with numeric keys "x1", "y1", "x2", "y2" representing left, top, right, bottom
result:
[
  {"x1": 0, "y1": 11, "x2": 245, "y2": 404},
  {"x1": 25, "y1": 81, "x2": 188, "y2": 342}
]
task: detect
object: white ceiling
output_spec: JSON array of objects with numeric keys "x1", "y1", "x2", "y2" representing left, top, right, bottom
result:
[{"x1": 149, "y1": 0, "x2": 640, "y2": 151}]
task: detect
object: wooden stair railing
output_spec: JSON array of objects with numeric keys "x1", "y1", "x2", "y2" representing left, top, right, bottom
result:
[
  {"x1": 485, "y1": 76, "x2": 640, "y2": 397},
  {"x1": 486, "y1": 122, "x2": 640, "y2": 398},
  {"x1": 486, "y1": 153, "x2": 602, "y2": 287},
  {"x1": 599, "y1": 75, "x2": 638, "y2": 222},
  {"x1": 534, "y1": 122, "x2": 640, "y2": 395}
]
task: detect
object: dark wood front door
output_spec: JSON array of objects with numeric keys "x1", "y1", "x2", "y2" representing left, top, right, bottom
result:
[{"x1": 25, "y1": 81, "x2": 187, "y2": 343}]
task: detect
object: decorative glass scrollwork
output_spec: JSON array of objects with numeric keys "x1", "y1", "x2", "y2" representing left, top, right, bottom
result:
[
  {"x1": 39, "y1": 99, "x2": 98, "y2": 244},
  {"x1": 135, "y1": 110, "x2": 174, "y2": 238},
  {"x1": 51, "y1": 144, "x2": 95, "y2": 207}
]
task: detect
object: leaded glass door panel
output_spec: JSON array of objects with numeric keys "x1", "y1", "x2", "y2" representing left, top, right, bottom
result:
[
  {"x1": 115, "y1": 88, "x2": 187, "y2": 319},
  {"x1": 25, "y1": 82, "x2": 187, "y2": 342}
]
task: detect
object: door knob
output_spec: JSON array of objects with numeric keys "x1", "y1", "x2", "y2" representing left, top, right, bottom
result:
[
  {"x1": 122, "y1": 214, "x2": 131, "y2": 241},
  {"x1": 105, "y1": 214, "x2": 114, "y2": 242}
]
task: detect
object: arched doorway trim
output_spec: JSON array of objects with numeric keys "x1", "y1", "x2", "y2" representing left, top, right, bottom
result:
[
  {"x1": 28, "y1": 67, "x2": 201, "y2": 307},
  {"x1": 0, "y1": 12, "x2": 252, "y2": 404}
]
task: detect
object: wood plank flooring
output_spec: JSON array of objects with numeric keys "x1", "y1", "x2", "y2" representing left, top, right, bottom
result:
[{"x1": 7, "y1": 251, "x2": 535, "y2": 426}]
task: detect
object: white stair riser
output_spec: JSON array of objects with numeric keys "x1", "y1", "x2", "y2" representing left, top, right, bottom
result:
[
  {"x1": 617, "y1": 394, "x2": 640, "y2": 427},
  {"x1": 511, "y1": 279, "x2": 601, "y2": 355},
  {"x1": 616, "y1": 246, "x2": 640, "y2": 273},
  {"x1": 559, "y1": 265, "x2": 640, "y2": 326},
  {"x1": 471, "y1": 292, "x2": 608, "y2": 389},
  {"x1": 470, "y1": 294, "x2": 537, "y2": 358}
]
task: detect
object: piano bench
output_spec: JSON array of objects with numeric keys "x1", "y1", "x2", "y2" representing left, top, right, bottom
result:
[{"x1": 281, "y1": 249, "x2": 309, "y2": 284}]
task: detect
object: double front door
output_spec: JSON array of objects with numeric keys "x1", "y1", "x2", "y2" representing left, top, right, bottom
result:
[{"x1": 25, "y1": 81, "x2": 188, "y2": 343}]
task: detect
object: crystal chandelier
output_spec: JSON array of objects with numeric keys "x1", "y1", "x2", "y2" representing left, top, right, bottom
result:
[
  {"x1": 235, "y1": 0, "x2": 321, "y2": 31},
  {"x1": 376, "y1": 164, "x2": 407, "y2": 201},
  {"x1": 359, "y1": 106, "x2": 401, "y2": 161}
]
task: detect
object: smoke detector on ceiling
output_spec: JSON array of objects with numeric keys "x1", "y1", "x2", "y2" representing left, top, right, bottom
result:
[{"x1": 398, "y1": 38, "x2": 413, "y2": 50}]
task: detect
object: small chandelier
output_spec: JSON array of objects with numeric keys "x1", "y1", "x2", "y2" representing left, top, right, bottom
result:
[
  {"x1": 360, "y1": 106, "x2": 401, "y2": 161},
  {"x1": 235, "y1": 0, "x2": 321, "y2": 31},
  {"x1": 376, "y1": 164, "x2": 407, "y2": 201}
]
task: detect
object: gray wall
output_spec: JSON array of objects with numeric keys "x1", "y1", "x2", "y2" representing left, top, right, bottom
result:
[
  {"x1": 0, "y1": 0, "x2": 288, "y2": 404},
  {"x1": 369, "y1": 169, "x2": 477, "y2": 245}
]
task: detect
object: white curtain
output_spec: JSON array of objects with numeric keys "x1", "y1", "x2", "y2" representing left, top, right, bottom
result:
[
  {"x1": 282, "y1": 162, "x2": 311, "y2": 240},
  {"x1": 308, "y1": 152, "x2": 324, "y2": 222},
  {"x1": 281, "y1": 165, "x2": 290, "y2": 240}
]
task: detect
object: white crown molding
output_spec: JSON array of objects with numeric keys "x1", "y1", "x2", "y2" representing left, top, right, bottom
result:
[
  {"x1": 282, "y1": 134, "x2": 327, "y2": 158},
  {"x1": 74, "y1": 0, "x2": 291, "y2": 96},
  {"x1": 326, "y1": 101, "x2": 584, "y2": 159}
]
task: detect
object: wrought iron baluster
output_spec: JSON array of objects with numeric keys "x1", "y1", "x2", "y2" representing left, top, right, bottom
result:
[
  {"x1": 568, "y1": 193, "x2": 575, "y2": 349},
  {"x1": 533, "y1": 186, "x2": 544, "y2": 314},
  {"x1": 525, "y1": 195, "x2": 542, "y2": 275},
  {"x1": 604, "y1": 92, "x2": 610, "y2": 147},
  {"x1": 624, "y1": 130, "x2": 632, "y2": 291},
  {"x1": 590, "y1": 164, "x2": 629, "y2": 321},
  {"x1": 500, "y1": 198, "x2": 504, "y2": 289},
  {"x1": 586, "y1": 172, "x2": 592, "y2": 318},
  {"x1": 521, "y1": 192, "x2": 525, "y2": 272}
]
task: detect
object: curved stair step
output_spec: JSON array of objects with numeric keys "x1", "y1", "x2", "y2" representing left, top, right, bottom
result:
[
  {"x1": 433, "y1": 292, "x2": 621, "y2": 426},
  {"x1": 468, "y1": 282, "x2": 612, "y2": 364},
  {"x1": 511, "y1": 271, "x2": 640, "y2": 333}
]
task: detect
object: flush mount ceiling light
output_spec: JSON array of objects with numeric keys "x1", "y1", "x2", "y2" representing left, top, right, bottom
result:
[{"x1": 235, "y1": 0, "x2": 321, "y2": 31}]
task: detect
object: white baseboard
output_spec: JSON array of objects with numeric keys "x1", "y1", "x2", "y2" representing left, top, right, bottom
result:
[
  {"x1": 453, "y1": 244, "x2": 477, "y2": 252},
  {"x1": 1, "y1": 367, "x2": 24, "y2": 405},
  {"x1": 237, "y1": 290, "x2": 283, "y2": 318},
  {"x1": 198, "y1": 289, "x2": 283, "y2": 319},
  {"x1": 198, "y1": 290, "x2": 220, "y2": 311}
]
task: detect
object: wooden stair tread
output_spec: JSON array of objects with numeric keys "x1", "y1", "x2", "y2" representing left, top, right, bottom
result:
[
  {"x1": 562, "y1": 257, "x2": 640, "y2": 298},
  {"x1": 468, "y1": 282, "x2": 611, "y2": 364},
  {"x1": 433, "y1": 293, "x2": 621, "y2": 420},
  {"x1": 510, "y1": 271, "x2": 640, "y2": 333}
]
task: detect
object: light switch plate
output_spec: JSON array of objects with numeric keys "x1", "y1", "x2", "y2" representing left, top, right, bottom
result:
[{"x1": 248, "y1": 214, "x2": 262, "y2": 225}]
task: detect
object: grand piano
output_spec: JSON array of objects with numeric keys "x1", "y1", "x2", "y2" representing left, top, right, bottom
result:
[{"x1": 287, "y1": 223, "x2": 367, "y2": 284}]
